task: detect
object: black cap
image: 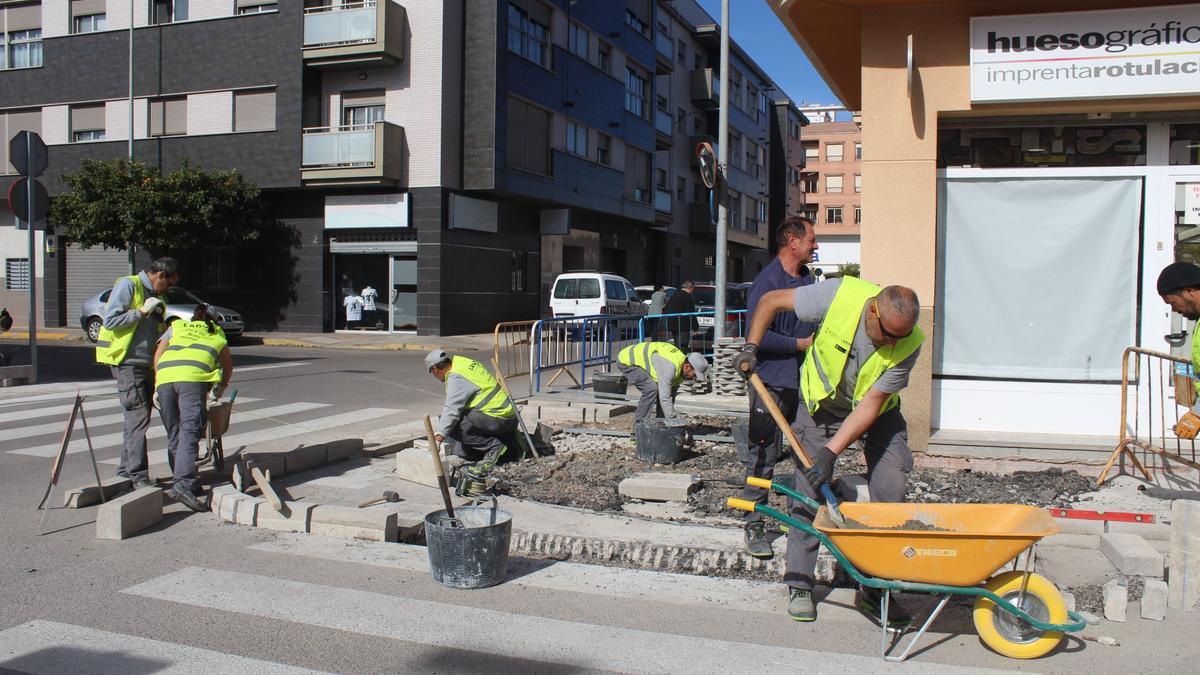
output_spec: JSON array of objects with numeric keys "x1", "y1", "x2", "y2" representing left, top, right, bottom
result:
[{"x1": 1157, "y1": 262, "x2": 1200, "y2": 295}]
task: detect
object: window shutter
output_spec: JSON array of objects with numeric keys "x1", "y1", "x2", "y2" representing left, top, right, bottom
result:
[
  {"x1": 71, "y1": 0, "x2": 106, "y2": 16},
  {"x1": 341, "y1": 89, "x2": 386, "y2": 108},
  {"x1": 6, "y1": 3, "x2": 42, "y2": 31},
  {"x1": 70, "y1": 105, "x2": 105, "y2": 133},
  {"x1": 234, "y1": 89, "x2": 276, "y2": 131},
  {"x1": 237, "y1": 0, "x2": 276, "y2": 7},
  {"x1": 165, "y1": 98, "x2": 187, "y2": 135}
]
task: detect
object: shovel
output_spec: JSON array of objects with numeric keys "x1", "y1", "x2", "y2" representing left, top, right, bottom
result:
[
  {"x1": 423, "y1": 415, "x2": 461, "y2": 528},
  {"x1": 745, "y1": 372, "x2": 847, "y2": 527}
]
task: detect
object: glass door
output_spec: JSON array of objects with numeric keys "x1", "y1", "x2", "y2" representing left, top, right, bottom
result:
[{"x1": 390, "y1": 255, "x2": 417, "y2": 331}]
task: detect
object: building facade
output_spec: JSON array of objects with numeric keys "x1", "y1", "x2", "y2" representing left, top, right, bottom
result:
[
  {"x1": 1, "y1": 0, "x2": 788, "y2": 337},
  {"x1": 796, "y1": 108, "x2": 861, "y2": 276}
]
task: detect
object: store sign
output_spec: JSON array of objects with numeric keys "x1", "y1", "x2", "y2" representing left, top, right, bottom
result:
[
  {"x1": 1184, "y1": 184, "x2": 1200, "y2": 226},
  {"x1": 325, "y1": 194, "x2": 409, "y2": 229},
  {"x1": 971, "y1": 5, "x2": 1200, "y2": 103}
]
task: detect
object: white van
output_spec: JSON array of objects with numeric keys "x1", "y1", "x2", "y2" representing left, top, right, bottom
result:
[{"x1": 550, "y1": 272, "x2": 645, "y2": 317}]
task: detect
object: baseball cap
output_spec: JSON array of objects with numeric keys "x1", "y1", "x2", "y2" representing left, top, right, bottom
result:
[
  {"x1": 1157, "y1": 262, "x2": 1200, "y2": 295},
  {"x1": 686, "y1": 352, "x2": 709, "y2": 380},
  {"x1": 424, "y1": 349, "x2": 449, "y2": 371}
]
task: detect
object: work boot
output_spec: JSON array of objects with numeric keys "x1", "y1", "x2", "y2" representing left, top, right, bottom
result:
[
  {"x1": 858, "y1": 587, "x2": 912, "y2": 631},
  {"x1": 787, "y1": 588, "x2": 816, "y2": 622},
  {"x1": 132, "y1": 477, "x2": 158, "y2": 491},
  {"x1": 743, "y1": 521, "x2": 774, "y2": 559},
  {"x1": 166, "y1": 484, "x2": 207, "y2": 512}
]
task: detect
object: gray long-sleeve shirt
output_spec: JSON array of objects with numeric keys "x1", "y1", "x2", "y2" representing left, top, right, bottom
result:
[
  {"x1": 437, "y1": 373, "x2": 480, "y2": 437},
  {"x1": 649, "y1": 353, "x2": 682, "y2": 419},
  {"x1": 102, "y1": 271, "x2": 161, "y2": 367}
]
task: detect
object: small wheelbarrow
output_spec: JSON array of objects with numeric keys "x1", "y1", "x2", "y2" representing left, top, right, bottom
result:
[
  {"x1": 198, "y1": 389, "x2": 236, "y2": 474},
  {"x1": 729, "y1": 477, "x2": 1088, "y2": 662}
]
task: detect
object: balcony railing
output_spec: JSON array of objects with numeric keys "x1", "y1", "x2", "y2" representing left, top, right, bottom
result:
[
  {"x1": 304, "y1": 1, "x2": 376, "y2": 47},
  {"x1": 655, "y1": 189, "x2": 672, "y2": 214},
  {"x1": 301, "y1": 121, "x2": 405, "y2": 186},
  {"x1": 303, "y1": 1, "x2": 405, "y2": 68}
]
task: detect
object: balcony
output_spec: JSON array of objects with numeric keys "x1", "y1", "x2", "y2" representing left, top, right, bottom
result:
[
  {"x1": 303, "y1": 1, "x2": 406, "y2": 69},
  {"x1": 301, "y1": 121, "x2": 405, "y2": 186},
  {"x1": 655, "y1": 188, "x2": 673, "y2": 212},
  {"x1": 654, "y1": 109, "x2": 673, "y2": 149},
  {"x1": 690, "y1": 68, "x2": 720, "y2": 106},
  {"x1": 654, "y1": 29, "x2": 674, "y2": 74}
]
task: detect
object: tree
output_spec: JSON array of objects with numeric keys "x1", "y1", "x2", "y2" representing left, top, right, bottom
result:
[
  {"x1": 837, "y1": 262, "x2": 861, "y2": 278},
  {"x1": 49, "y1": 159, "x2": 271, "y2": 253}
]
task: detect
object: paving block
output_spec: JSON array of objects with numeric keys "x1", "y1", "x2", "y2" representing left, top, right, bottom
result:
[
  {"x1": 284, "y1": 444, "x2": 327, "y2": 474},
  {"x1": 1141, "y1": 579, "x2": 1168, "y2": 620},
  {"x1": 238, "y1": 448, "x2": 286, "y2": 476},
  {"x1": 618, "y1": 473, "x2": 701, "y2": 501},
  {"x1": 309, "y1": 505, "x2": 398, "y2": 542},
  {"x1": 235, "y1": 496, "x2": 268, "y2": 526},
  {"x1": 534, "y1": 406, "x2": 583, "y2": 423},
  {"x1": 325, "y1": 438, "x2": 364, "y2": 463},
  {"x1": 1100, "y1": 533, "x2": 1164, "y2": 577},
  {"x1": 207, "y1": 484, "x2": 239, "y2": 514},
  {"x1": 217, "y1": 490, "x2": 243, "y2": 523},
  {"x1": 64, "y1": 476, "x2": 131, "y2": 508},
  {"x1": 1103, "y1": 579, "x2": 1127, "y2": 622},
  {"x1": 1169, "y1": 499, "x2": 1200, "y2": 611},
  {"x1": 96, "y1": 487, "x2": 163, "y2": 540},
  {"x1": 394, "y1": 446, "x2": 448, "y2": 488},
  {"x1": 256, "y1": 501, "x2": 316, "y2": 533}
]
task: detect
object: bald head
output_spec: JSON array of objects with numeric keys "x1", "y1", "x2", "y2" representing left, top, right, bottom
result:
[{"x1": 878, "y1": 286, "x2": 920, "y2": 326}]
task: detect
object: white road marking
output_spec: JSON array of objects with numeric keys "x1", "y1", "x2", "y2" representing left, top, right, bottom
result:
[
  {"x1": 0, "y1": 397, "x2": 264, "y2": 441},
  {"x1": 233, "y1": 361, "x2": 310, "y2": 373}
]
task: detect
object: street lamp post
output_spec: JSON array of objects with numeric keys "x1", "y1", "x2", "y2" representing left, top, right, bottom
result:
[
  {"x1": 127, "y1": 0, "x2": 136, "y2": 274},
  {"x1": 714, "y1": 0, "x2": 730, "y2": 342}
]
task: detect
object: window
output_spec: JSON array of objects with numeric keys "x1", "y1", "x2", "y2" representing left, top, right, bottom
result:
[
  {"x1": 854, "y1": 174, "x2": 861, "y2": 193},
  {"x1": 804, "y1": 145, "x2": 818, "y2": 162},
  {"x1": 746, "y1": 83, "x2": 758, "y2": 119},
  {"x1": 729, "y1": 70, "x2": 742, "y2": 109},
  {"x1": 625, "y1": 148, "x2": 650, "y2": 202},
  {"x1": 596, "y1": 41, "x2": 612, "y2": 74},
  {"x1": 595, "y1": 133, "x2": 610, "y2": 165},
  {"x1": 237, "y1": 0, "x2": 276, "y2": 13},
  {"x1": 1, "y1": 2, "x2": 42, "y2": 69},
  {"x1": 511, "y1": 251, "x2": 528, "y2": 292},
  {"x1": 149, "y1": 97, "x2": 187, "y2": 136},
  {"x1": 5, "y1": 258, "x2": 29, "y2": 291},
  {"x1": 234, "y1": 89, "x2": 276, "y2": 131},
  {"x1": 676, "y1": 39, "x2": 685, "y2": 65},
  {"x1": 568, "y1": 22, "x2": 589, "y2": 59},
  {"x1": 758, "y1": 199, "x2": 768, "y2": 223},
  {"x1": 729, "y1": 132, "x2": 740, "y2": 170},
  {"x1": 801, "y1": 173, "x2": 817, "y2": 193},
  {"x1": 789, "y1": 119, "x2": 800, "y2": 140},
  {"x1": 692, "y1": 52, "x2": 702, "y2": 70},
  {"x1": 760, "y1": 91, "x2": 770, "y2": 118},
  {"x1": 826, "y1": 206, "x2": 843, "y2": 224},
  {"x1": 625, "y1": 66, "x2": 648, "y2": 119},
  {"x1": 855, "y1": 142, "x2": 862, "y2": 160},
  {"x1": 826, "y1": 143, "x2": 844, "y2": 162},
  {"x1": 826, "y1": 175, "x2": 843, "y2": 193},
  {"x1": 340, "y1": 90, "x2": 385, "y2": 127},
  {"x1": 624, "y1": 8, "x2": 647, "y2": 36},
  {"x1": 152, "y1": 0, "x2": 188, "y2": 25},
  {"x1": 70, "y1": 105, "x2": 106, "y2": 143},
  {"x1": 508, "y1": 2, "x2": 549, "y2": 68},
  {"x1": 566, "y1": 121, "x2": 588, "y2": 158},
  {"x1": 729, "y1": 190, "x2": 741, "y2": 230},
  {"x1": 204, "y1": 248, "x2": 236, "y2": 290},
  {"x1": 676, "y1": 176, "x2": 685, "y2": 202},
  {"x1": 745, "y1": 141, "x2": 757, "y2": 177},
  {"x1": 854, "y1": 206, "x2": 862, "y2": 224},
  {"x1": 73, "y1": 14, "x2": 107, "y2": 33},
  {"x1": 676, "y1": 108, "x2": 686, "y2": 134},
  {"x1": 507, "y1": 96, "x2": 551, "y2": 175},
  {"x1": 605, "y1": 279, "x2": 627, "y2": 301},
  {"x1": 655, "y1": 168, "x2": 668, "y2": 190}
]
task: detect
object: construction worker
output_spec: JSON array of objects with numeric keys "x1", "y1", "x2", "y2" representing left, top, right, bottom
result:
[
  {"x1": 1157, "y1": 262, "x2": 1200, "y2": 439},
  {"x1": 734, "y1": 277, "x2": 923, "y2": 627},
  {"x1": 426, "y1": 349, "x2": 519, "y2": 475},
  {"x1": 153, "y1": 306, "x2": 234, "y2": 512},
  {"x1": 616, "y1": 342, "x2": 709, "y2": 421},
  {"x1": 96, "y1": 257, "x2": 179, "y2": 491}
]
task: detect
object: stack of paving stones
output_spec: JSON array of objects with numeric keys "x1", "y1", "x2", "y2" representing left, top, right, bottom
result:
[{"x1": 711, "y1": 338, "x2": 747, "y2": 396}]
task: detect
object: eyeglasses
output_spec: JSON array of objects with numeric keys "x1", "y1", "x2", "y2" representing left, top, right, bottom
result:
[{"x1": 872, "y1": 299, "x2": 912, "y2": 342}]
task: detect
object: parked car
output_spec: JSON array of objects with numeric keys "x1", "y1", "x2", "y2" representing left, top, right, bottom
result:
[
  {"x1": 634, "y1": 285, "x2": 676, "y2": 307},
  {"x1": 549, "y1": 272, "x2": 645, "y2": 318},
  {"x1": 689, "y1": 283, "x2": 750, "y2": 352},
  {"x1": 81, "y1": 286, "x2": 245, "y2": 343}
]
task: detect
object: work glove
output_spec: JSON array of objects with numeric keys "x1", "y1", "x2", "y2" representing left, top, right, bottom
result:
[
  {"x1": 1176, "y1": 411, "x2": 1200, "y2": 440},
  {"x1": 731, "y1": 344, "x2": 759, "y2": 380},
  {"x1": 804, "y1": 446, "x2": 838, "y2": 490},
  {"x1": 211, "y1": 384, "x2": 226, "y2": 402},
  {"x1": 140, "y1": 296, "x2": 164, "y2": 316}
]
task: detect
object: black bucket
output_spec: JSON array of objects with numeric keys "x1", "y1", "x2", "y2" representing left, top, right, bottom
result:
[
  {"x1": 634, "y1": 418, "x2": 687, "y2": 464},
  {"x1": 731, "y1": 419, "x2": 750, "y2": 464},
  {"x1": 593, "y1": 372, "x2": 629, "y2": 396},
  {"x1": 424, "y1": 504, "x2": 513, "y2": 589}
]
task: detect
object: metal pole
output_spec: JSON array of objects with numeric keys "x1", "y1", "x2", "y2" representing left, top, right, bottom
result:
[
  {"x1": 714, "y1": 0, "x2": 730, "y2": 342},
  {"x1": 26, "y1": 134, "x2": 37, "y2": 384},
  {"x1": 127, "y1": 0, "x2": 136, "y2": 274}
]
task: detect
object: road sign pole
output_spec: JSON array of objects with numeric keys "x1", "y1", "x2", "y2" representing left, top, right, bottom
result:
[
  {"x1": 714, "y1": 0, "x2": 730, "y2": 342},
  {"x1": 25, "y1": 133, "x2": 37, "y2": 384}
]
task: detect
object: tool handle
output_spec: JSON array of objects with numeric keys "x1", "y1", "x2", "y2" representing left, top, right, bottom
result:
[
  {"x1": 727, "y1": 497, "x2": 757, "y2": 513},
  {"x1": 746, "y1": 476, "x2": 772, "y2": 490},
  {"x1": 423, "y1": 415, "x2": 456, "y2": 519},
  {"x1": 358, "y1": 496, "x2": 385, "y2": 508},
  {"x1": 820, "y1": 484, "x2": 843, "y2": 514},
  {"x1": 748, "y1": 373, "x2": 814, "y2": 468}
]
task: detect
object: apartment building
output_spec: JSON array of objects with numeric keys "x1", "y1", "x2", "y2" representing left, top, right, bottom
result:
[
  {"x1": 795, "y1": 107, "x2": 861, "y2": 276},
  {"x1": 767, "y1": 97, "x2": 808, "y2": 256},
  {"x1": 0, "y1": 0, "x2": 789, "y2": 336}
]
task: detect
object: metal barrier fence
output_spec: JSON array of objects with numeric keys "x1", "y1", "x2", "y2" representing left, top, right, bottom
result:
[
  {"x1": 492, "y1": 320, "x2": 536, "y2": 383},
  {"x1": 1098, "y1": 346, "x2": 1200, "y2": 485},
  {"x1": 637, "y1": 310, "x2": 747, "y2": 352}
]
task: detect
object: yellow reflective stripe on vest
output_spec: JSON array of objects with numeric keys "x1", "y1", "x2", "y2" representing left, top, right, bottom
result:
[
  {"x1": 155, "y1": 321, "x2": 227, "y2": 386},
  {"x1": 95, "y1": 275, "x2": 150, "y2": 366},
  {"x1": 801, "y1": 277, "x2": 923, "y2": 415},
  {"x1": 617, "y1": 342, "x2": 687, "y2": 387},
  {"x1": 1192, "y1": 323, "x2": 1200, "y2": 402},
  {"x1": 449, "y1": 356, "x2": 514, "y2": 419}
]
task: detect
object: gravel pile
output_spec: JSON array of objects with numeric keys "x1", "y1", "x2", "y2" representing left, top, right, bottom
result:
[{"x1": 1071, "y1": 577, "x2": 1144, "y2": 615}]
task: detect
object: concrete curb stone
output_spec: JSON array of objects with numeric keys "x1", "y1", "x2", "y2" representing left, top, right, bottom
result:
[{"x1": 96, "y1": 487, "x2": 163, "y2": 540}]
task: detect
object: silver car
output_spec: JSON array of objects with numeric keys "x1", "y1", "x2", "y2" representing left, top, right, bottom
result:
[{"x1": 80, "y1": 286, "x2": 245, "y2": 343}]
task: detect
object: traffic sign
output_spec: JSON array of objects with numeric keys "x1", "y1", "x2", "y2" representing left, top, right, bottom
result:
[
  {"x1": 8, "y1": 177, "x2": 49, "y2": 228},
  {"x1": 695, "y1": 141, "x2": 717, "y2": 189},
  {"x1": 10, "y1": 130, "x2": 48, "y2": 178}
]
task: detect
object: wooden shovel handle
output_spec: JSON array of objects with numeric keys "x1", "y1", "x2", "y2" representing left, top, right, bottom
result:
[
  {"x1": 423, "y1": 415, "x2": 455, "y2": 519},
  {"x1": 747, "y1": 372, "x2": 814, "y2": 469}
]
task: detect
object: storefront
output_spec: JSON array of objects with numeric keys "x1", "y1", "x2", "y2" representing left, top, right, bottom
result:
[
  {"x1": 325, "y1": 194, "x2": 418, "y2": 333},
  {"x1": 770, "y1": 1, "x2": 1200, "y2": 446}
]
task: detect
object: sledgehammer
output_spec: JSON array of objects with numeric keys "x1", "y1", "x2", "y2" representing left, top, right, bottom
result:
[{"x1": 358, "y1": 490, "x2": 401, "y2": 508}]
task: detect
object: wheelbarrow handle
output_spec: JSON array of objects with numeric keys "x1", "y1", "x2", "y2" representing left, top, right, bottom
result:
[{"x1": 745, "y1": 476, "x2": 821, "y2": 513}]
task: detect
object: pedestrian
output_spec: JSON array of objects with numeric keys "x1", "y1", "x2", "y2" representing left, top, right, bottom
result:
[
  {"x1": 741, "y1": 217, "x2": 819, "y2": 560},
  {"x1": 648, "y1": 285, "x2": 668, "y2": 338},
  {"x1": 661, "y1": 280, "x2": 697, "y2": 351},
  {"x1": 96, "y1": 257, "x2": 179, "y2": 490},
  {"x1": 426, "y1": 349, "x2": 519, "y2": 476},
  {"x1": 734, "y1": 278, "x2": 923, "y2": 627},
  {"x1": 616, "y1": 341, "x2": 708, "y2": 421},
  {"x1": 153, "y1": 306, "x2": 233, "y2": 511},
  {"x1": 1156, "y1": 262, "x2": 1200, "y2": 438}
]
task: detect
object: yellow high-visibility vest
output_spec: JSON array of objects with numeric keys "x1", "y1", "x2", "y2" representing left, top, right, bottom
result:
[
  {"x1": 618, "y1": 341, "x2": 687, "y2": 387},
  {"x1": 155, "y1": 321, "x2": 228, "y2": 386},
  {"x1": 449, "y1": 355, "x2": 515, "y2": 418},
  {"x1": 95, "y1": 275, "x2": 165, "y2": 366}
]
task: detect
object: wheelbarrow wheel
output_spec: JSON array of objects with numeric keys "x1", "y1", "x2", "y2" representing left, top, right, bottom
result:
[
  {"x1": 211, "y1": 440, "x2": 224, "y2": 474},
  {"x1": 973, "y1": 571, "x2": 1066, "y2": 659}
]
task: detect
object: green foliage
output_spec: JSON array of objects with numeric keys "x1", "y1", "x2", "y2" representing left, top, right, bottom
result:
[
  {"x1": 50, "y1": 159, "x2": 270, "y2": 253},
  {"x1": 837, "y1": 262, "x2": 861, "y2": 277}
]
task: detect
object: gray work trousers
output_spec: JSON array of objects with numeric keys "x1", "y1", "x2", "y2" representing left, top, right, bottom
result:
[
  {"x1": 114, "y1": 364, "x2": 154, "y2": 482},
  {"x1": 618, "y1": 363, "x2": 665, "y2": 421},
  {"x1": 157, "y1": 381, "x2": 210, "y2": 494},
  {"x1": 785, "y1": 405, "x2": 913, "y2": 591},
  {"x1": 741, "y1": 385, "x2": 799, "y2": 524},
  {"x1": 448, "y1": 410, "x2": 519, "y2": 463}
]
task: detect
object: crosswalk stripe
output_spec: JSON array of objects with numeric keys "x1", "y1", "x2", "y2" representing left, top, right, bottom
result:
[
  {"x1": 0, "y1": 397, "x2": 265, "y2": 441},
  {"x1": 0, "y1": 620, "x2": 330, "y2": 674},
  {"x1": 234, "y1": 361, "x2": 310, "y2": 373},
  {"x1": 123, "y1": 567, "x2": 1004, "y2": 674},
  {"x1": 96, "y1": 407, "x2": 402, "y2": 466},
  {"x1": 0, "y1": 386, "x2": 114, "y2": 407},
  {"x1": 9, "y1": 401, "x2": 330, "y2": 458},
  {"x1": 0, "y1": 396, "x2": 123, "y2": 424}
]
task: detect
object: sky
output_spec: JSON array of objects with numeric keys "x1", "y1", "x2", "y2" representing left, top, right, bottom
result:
[{"x1": 693, "y1": 0, "x2": 845, "y2": 113}]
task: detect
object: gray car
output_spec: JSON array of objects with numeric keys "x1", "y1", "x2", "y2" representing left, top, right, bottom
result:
[{"x1": 80, "y1": 286, "x2": 244, "y2": 343}]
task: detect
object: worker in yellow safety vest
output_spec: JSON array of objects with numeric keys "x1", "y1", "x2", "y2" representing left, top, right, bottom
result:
[
  {"x1": 1156, "y1": 262, "x2": 1200, "y2": 440},
  {"x1": 616, "y1": 342, "x2": 709, "y2": 421},
  {"x1": 426, "y1": 350, "x2": 518, "y2": 473},
  {"x1": 153, "y1": 305, "x2": 234, "y2": 512},
  {"x1": 96, "y1": 257, "x2": 179, "y2": 491},
  {"x1": 735, "y1": 276, "x2": 923, "y2": 628}
]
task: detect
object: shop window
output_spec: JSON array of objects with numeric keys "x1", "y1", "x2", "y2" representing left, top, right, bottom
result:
[
  {"x1": 204, "y1": 248, "x2": 236, "y2": 290},
  {"x1": 937, "y1": 124, "x2": 1147, "y2": 168},
  {"x1": 5, "y1": 258, "x2": 28, "y2": 290},
  {"x1": 826, "y1": 206, "x2": 843, "y2": 224},
  {"x1": 1169, "y1": 124, "x2": 1200, "y2": 166}
]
